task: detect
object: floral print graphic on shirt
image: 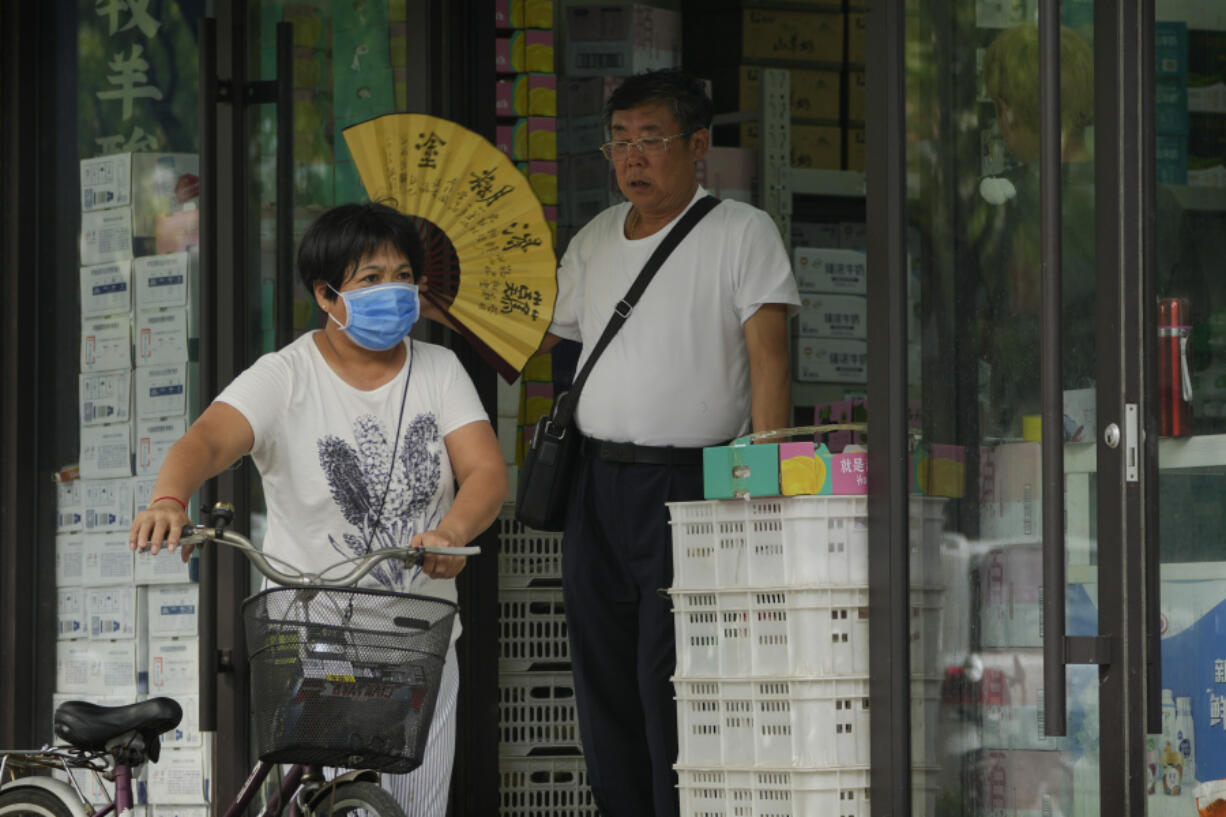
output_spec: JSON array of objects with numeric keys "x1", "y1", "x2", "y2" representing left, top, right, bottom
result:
[{"x1": 317, "y1": 413, "x2": 444, "y2": 589}]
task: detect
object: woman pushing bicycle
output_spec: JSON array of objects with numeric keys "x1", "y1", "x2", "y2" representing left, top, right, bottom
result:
[{"x1": 128, "y1": 201, "x2": 508, "y2": 817}]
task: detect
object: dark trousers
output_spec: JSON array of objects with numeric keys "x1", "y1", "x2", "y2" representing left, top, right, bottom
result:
[{"x1": 562, "y1": 450, "x2": 704, "y2": 817}]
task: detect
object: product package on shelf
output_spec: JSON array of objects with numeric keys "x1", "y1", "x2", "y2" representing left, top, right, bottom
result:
[
  {"x1": 80, "y1": 153, "x2": 199, "y2": 239},
  {"x1": 56, "y1": 534, "x2": 84, "y2": 587}
]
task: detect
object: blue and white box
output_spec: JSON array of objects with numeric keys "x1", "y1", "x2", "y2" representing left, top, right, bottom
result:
[
  {"x1": 82, "y1": 478, "x2": 134, "y2": 533},
  {"x1": 147, "y1": 584, "x2": 198, "y2": 638},
  {"x1": 80, "y1": 370, "x2": 131, "y2": 427},
  {"x1": 87, "y1": 585, "x2": 139, "y2": 640},
  {"x1": 134, "y1": 252, "x2": 190, "y2": 309},
  {"x1": 80, "y1": 261, "x2": 132, "y2": 318},
  {"x1": 135, "y1": 363, "x2": 189, "y2": 419}
]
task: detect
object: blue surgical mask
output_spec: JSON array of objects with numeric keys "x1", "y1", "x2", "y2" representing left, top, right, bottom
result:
[{"x1": 328, "y1": 282, "x2": 420, "y2": 351}]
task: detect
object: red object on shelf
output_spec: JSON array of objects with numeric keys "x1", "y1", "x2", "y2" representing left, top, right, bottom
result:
[{"x1": 1158, "y1": 297, "x2": 1193, "y2": 437}]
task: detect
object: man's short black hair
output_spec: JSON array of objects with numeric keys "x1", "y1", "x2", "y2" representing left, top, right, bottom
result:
[
  {"x1": 297, "y1": 201, "x2": 427, "y2": 300},
  {"x1": 602, "y1": 68, "x2": 713, "y2": 137}
]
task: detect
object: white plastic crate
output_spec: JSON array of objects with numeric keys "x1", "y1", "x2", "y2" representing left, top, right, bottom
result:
[
  {"x1": 669, "y1": 497, "x2": 869, "y2": 590},
  {"x1": 673, "y1": 591, "x2": 723, "y2": 676},
  {"x1": 677, "y1": 766, "x2": 870, "y2": 817},
  {"x1": 672, "y1": 587, "x2": 871, "y2": 677},
  {"x1": 499, "y1": 587, "x2": 570, "y2": 670},
  {"x1": 499, "y1": 756, "x2": 599, "y2": 817},
  {"x1": 498, "y1": 510, "x2": 565, "y2": 587},
  {"x1": 675, "y1": 677, "x2": 871, "y2": 768},
  {"x1": 498, "y1": 671, "x2": 582, "y2": 755},
  {"x1": 674, "y1": 587, "x2": 945, "y2": 678}
]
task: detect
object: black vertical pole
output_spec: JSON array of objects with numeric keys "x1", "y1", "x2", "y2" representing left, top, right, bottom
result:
[
  {"x1": 866, "y1": 2, "x2": 911, "y2": 816},
  {"x1": 1038, "y1": 0, "x2": 1069, "y2": 739},
  {"x1": 197, "y1": 14, "x2": 219, "y2": 733},
  {"x1": 275, "y1": 21, "x2": 294, "y2": 349}
]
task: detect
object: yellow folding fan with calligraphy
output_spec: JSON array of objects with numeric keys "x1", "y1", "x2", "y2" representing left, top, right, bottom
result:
[{"x1": 342, "y1": 113, "x2": 557, "y2": 382}]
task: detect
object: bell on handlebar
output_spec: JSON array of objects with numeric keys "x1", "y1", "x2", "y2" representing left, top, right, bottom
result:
[{"x1": 205, "y1": 502, "x2": 235, "y2": 531}]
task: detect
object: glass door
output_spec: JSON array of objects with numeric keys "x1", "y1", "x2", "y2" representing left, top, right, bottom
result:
[
  {"x1": 242, "y1": 1, "x2": 425, "y2": 536},
  {"x1": 900, "y1": 2, "x2": 1104, "y2": 815},
  {"x1": 1149, "y1": 3, "x2": 1226, "y2": 815}
]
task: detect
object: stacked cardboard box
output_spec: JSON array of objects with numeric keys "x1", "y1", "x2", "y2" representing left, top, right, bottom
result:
[
  {"x1": 496, "y1": 0, "x2": 560, "y2": 243},
  {"x1": 1158, "y1": 22, "x2": 1192, "y2": 185},
  {"x1": 683, "y1": 3, "x2": 850, "y2": 171},
  {"x1": 554, "y1": 4, "x2": 682, "y2": 249},
  {"x1": 791, "y1": 244, "x2": 868, "y2": 385},
  {"x1": 57, "y1": 151, "x2": 206, "y2": 813},
  {"x1": 1188, "y1": 26, "x2": 1226, "y2": 187}
]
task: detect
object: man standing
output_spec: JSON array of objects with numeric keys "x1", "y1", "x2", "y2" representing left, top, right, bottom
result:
[{"x1": 538, "y1": 68, "x2": 799, "y2": 816}]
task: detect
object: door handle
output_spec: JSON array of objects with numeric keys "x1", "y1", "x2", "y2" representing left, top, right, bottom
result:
[{"x1": 1038, "y1": 0, "x2": 1069, "y2": 738}]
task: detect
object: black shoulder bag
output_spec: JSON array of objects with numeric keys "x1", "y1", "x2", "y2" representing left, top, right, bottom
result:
[{"x1": 515, "y1": 195, "x2": 722, "y2": 531}]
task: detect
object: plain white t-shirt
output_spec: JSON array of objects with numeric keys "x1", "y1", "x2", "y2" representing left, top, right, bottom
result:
[
  {"x1": 549, "y1": 187, "x2": 800, "y2": 446},
  {"x1": 214, "y1": 332, "x2": 489, "y2": 611}
]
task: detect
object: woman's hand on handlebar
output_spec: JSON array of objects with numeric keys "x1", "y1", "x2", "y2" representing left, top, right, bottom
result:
[
  {"x1": 129, "y1": 500, "x2": 194, "y2": 563},
  {"x1": 411, "y1": 526, "x2": 468, "y2": 580}
]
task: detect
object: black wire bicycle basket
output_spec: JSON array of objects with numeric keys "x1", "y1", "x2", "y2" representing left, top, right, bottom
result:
[{"x1": 243, "y1": 586, "x2": 456, "y2": 773}]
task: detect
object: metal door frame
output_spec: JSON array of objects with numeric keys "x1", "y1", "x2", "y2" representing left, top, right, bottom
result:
[{"x1": 865, "y1": 1, "x2": 1156, "y2": 814}]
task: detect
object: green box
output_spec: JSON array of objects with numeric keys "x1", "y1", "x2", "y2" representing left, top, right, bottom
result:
[
  {"x1": 1156, "y1": 21, "x2": 1189, "y2": 78},
  {"x1": 1155, "y1": 79, "x2": 1189, "y2": 135},
  {"x1": 703, "y1": 442, "x2": 780, "y2": 500}
]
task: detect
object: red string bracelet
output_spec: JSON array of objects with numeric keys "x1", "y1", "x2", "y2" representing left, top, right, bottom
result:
[{"x1": 150, "y1": 495, "x2": 188, "y2": 511}]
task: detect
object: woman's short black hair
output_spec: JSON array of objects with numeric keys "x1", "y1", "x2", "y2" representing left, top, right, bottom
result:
[
  {"x1": 602, "y1": 68, "x2": 713, "y2": 136},
  {"x1": 297, "y1": 201, "x2": 427, "y2": 300}
]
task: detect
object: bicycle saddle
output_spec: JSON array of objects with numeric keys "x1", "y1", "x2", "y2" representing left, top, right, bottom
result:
[{"x1": 54, "y1": 697, "x2": 182, "y2": 761}]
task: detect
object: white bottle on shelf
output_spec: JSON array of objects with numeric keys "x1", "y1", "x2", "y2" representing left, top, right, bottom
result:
[
  {"x1": 1176, "y1": 695, "x2": 1196, "y2": 786},
  {"x1": 1160, "y1": 689, "x2": 1184, "y2": 795}
]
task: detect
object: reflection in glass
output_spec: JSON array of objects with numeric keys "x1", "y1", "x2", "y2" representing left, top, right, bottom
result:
[
  {"x1": 904, "y1": 7, "x2": 1100, "y2": 817},
  {"x1": 1152, "y1": 6, "x2": 1226, "y2": 817}
]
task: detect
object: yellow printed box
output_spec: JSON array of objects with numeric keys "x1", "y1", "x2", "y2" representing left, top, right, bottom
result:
[
  {"x1": 779, "y1": 441, "x2": 831, "y2": 496},
  {"x1": 524, "y1": 30, "x2": 555, "y2": 73},
  {"x1": 913, "y1": 443, "x2": 965, "y2": 498},
  {"x1": 499, "y1": 75, "x2": 557, "y2": 118}
]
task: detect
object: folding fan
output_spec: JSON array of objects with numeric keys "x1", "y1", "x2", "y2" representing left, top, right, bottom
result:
[{"x1": 342, "y1": 113, "x2": 557, "y2": 382}]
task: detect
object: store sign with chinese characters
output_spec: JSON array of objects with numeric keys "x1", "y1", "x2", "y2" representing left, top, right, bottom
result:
[{"x1": 79, "y1": 0, "x2": 202, "y2": 159}]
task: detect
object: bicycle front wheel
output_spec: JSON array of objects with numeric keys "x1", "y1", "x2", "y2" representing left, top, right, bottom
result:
[
  {"x1": 310, "y1": 781, "x2": 405, "y2": 817},
  {"x1": 0, "y1": 788, "x2": 81, "y2": 817}
]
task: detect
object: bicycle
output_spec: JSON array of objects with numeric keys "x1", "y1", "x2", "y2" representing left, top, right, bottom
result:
[{"x1": 0, "y1": 502, "x2": 481, "y2": 817}]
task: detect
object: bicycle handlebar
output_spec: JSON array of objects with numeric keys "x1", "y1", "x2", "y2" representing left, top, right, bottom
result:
[{"x1": 177, "y1": 524, "x2": 481, "y2": 588}]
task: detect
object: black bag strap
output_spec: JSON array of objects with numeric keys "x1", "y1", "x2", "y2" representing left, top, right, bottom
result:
[{"x1": 553, "y1": 194, "x2": 721, "y2": 429}]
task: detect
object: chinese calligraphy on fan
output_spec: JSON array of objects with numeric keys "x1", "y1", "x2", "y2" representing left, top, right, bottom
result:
[
  {"x1": 499, "y1": 284, "x2": 542, "y2": 321},
  {"x1": 468, "y1": 168, "x2": 514, "y2": 207}
]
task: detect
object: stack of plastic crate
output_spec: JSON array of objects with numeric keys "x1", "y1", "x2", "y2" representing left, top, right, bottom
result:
[
  {"x1": 496, "y1": 508, "x2": 599, "y2": 817},
  {"x1": 668, "y1": 495, "x2": 947, "y2": 817}
]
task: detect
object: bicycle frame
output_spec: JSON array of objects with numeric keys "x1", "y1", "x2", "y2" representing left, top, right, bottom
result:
[{"x1": 0, "y1": 751, "x2": 369, "y2": 817}]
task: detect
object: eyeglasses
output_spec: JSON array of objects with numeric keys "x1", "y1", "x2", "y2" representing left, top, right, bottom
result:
[{"x1": 599, "y1": 131, "x2": 692, "y2": 161}]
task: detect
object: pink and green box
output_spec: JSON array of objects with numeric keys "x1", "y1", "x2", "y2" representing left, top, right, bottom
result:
[{"x1": 779, "y1": 441, "x2": 867, "y2": 496}]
